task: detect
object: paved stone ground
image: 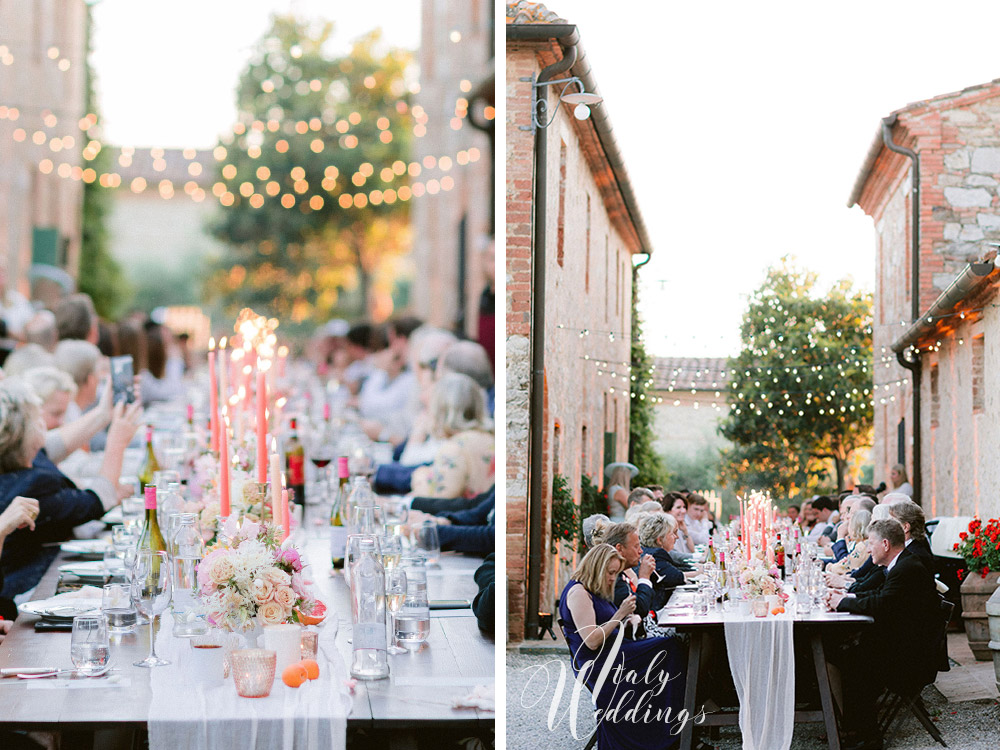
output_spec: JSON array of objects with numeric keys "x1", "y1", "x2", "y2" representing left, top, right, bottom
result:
[{"x1": 506, "y1": 632, "x2": 1000, "y2": 750}]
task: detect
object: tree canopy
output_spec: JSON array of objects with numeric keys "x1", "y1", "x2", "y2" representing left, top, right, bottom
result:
[
  {"x1": 717, "y1": 258, "x2": 874, "y2": 498},
  {"x1": 208, "y1": 16, "x2": 415, "y2": 327}
]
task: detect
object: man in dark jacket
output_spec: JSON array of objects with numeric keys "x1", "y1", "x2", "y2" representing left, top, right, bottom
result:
[
  {"x1": 828, "y1": 519, "x2": 941, "y2": 750},
  {"x1": 403, "y1": 487, "x2": 494, "y2": 556}
]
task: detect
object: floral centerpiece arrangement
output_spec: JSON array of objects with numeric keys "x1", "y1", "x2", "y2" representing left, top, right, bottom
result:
[
  {"x1": 738, "y1": 563, "x2": 782, "y2": 598},
  {"x1": 953, "y1": 517, "x2": 1000, "y2": 579},
  {"x1": 196, "y1": 517, "x2": 324, "y2": 635}
]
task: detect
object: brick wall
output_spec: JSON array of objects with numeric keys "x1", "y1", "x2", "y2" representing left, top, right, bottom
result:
[
  {"x1": 506, "y1": 43, "x2": 637, "y2": 642},
  {"x1": 858, "y1": 83, "x2": 1000, "y2": 516}
]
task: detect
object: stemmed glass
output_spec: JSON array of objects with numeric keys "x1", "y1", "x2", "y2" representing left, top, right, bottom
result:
[
  {"x1": 385, "y1": 567, "x2": 407, "y2": 655},
  {"x1": 308, "y1": 432, "x2": 335, "y2": 506},
  {"x1": 382, "y1": 496, "x2": 409, "y2": 535},
  {"x1": 379, "y1": 534, "x2": 403, "y2": 572},
  {"x1": 131, "y1": 550, "x2": 172, "y2": 667}
]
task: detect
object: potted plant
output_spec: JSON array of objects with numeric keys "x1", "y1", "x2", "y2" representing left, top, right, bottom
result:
[{"x1": 953, "y1": 517, "x2": 1000, "y2": 660}]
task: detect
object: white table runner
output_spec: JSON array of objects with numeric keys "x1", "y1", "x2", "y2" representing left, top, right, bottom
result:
[
  {"x1": 148, "y1": 619, "x2": 351, "y2": 750},
  {"x1": 724, "y1": 616, "x2": 795, "y2": 750}
]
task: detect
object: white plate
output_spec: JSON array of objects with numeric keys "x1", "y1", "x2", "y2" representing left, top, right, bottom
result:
[
  {"x1": 19, "y1": 592, "x2": 103, "y2": 620},
  {"x1": 60, "y1": 540, "x2": 109, "y2": 556},
  {"x1": 101, "y1": 507, "x2": 123, "y2": 524},
  {"x1": 58, "y1": 561, "x2": 110, "y2": 579}
]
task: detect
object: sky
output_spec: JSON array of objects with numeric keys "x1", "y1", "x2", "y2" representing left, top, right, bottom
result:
[
  {"x1": 89, "y1": 0, "x2": 421, "y2": 149},
  {"x1": 555, "y1": 1, "x2": 1000, "y2": 358}
]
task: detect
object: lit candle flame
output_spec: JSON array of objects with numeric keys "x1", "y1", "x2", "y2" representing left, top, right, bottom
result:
[{"x1": 209, "y1": 337, "x2": 215, "y2": 351}]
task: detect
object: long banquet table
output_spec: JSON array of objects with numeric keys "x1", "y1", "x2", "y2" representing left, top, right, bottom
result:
[
  {"x1": 0, "y1": 533, "x2": 494, "y2": 745},
  {"x1": 658, "y1": 596, "x2": 873, "y2": 750}
]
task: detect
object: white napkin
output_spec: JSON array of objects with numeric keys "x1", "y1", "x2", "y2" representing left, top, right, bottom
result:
[{"x1": 452, "y1": 683, "x2": 494, "y2": 711}]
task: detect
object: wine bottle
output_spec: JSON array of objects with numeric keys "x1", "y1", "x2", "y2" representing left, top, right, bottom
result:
[
  {"x1": 330, "y1": 457, "x2": 349, "y2": 569},
  {"x1": 775, "y1": 533, "x2": 786, "y2": 578},
  {"x1": 707, "y1": 537, "x2": 718, "y2": 565},
  {"x1": 137, "y1": 485, "x2": 167, "y2": 556},
  {"x1": 284, "y1": 417, "x2": 306, "y2": 506},
  {"x1": 138, "y1": 425, "x2": 160, "y2": 489}
]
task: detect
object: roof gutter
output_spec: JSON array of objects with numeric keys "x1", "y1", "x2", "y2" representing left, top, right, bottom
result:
[
  {"x1": 880, "y1": 115, "x2": 923, "y2": 506},
  {"x1": 891, "y1": 260, "x2": 996, "y2": 354},
  {"x1": 507, "y1": 24, "x2": 653, "y2": 256}
]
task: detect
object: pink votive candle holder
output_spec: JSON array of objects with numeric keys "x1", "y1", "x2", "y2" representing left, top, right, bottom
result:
[
  {"x1": 301, "y1": 629, "x2": 319, "y2": 661},
  {"x1": 230, "y1": 649, "x2": 277, "y2": 698}
]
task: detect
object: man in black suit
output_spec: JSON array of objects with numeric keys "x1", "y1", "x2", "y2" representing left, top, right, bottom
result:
[
  {"x1": 888, "y1": 500, "x2": 934, "y2": 572},
  {"x1": 827, "y1": 519, "x2": 940, "y2": 750},
  {"x1": 596, "y1": 521, "x2": 655, "y2": 636}
]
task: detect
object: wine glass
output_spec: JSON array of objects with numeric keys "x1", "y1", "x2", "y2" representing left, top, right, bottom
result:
[
  {"x1": 412, "y1": 520, "x2": 441, "y2": 567},
  {"x1": 308, "y1": 434, "x2": 335, "y2": 505},
  {"x1": 131, "y1": 550, "x2": 172, "y2": 667},
  {"x1": 385, "y1": 567, "x2": 407, "y2": 655},
  {"x1": 382, "y1": 496, "x2": 409, "y2": 534},
  {"x1": 379, "y1": 533, "x2": 403, "y2": 572},
  {"x1": 71, "y1": 615, "x2": 111, "y2": 676}
]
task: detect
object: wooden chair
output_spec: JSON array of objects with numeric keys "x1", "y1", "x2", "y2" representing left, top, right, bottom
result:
[{"x1": 876, "y1": 596, "x2": 953, "y2": 747}]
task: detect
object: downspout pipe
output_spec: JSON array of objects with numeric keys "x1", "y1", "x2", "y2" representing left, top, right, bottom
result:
[
  {"x1": 523, "y1": 32, "x2": 579, "y2": 640},
  {"x1": 881, "y1": 115, "x2": 922, "y2": 505}
]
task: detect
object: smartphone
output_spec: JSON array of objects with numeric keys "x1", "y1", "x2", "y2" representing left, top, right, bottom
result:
[{"x1": 110, "y1": 355, "x2": 135, "y2": 405}]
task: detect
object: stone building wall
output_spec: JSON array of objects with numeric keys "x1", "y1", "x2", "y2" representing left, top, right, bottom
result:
[
  {"x1": 412, "y1": 0, "x2": 493, "y2": 334},
  {"x1": 0, "y1": 0, "x2": 87, "y2": 297},
  {"x1": 858, "y1": 82, "x2": 1000, "y2": 515},
  {"x1": 506, "y1": 42, "x2": 635, "y2": 642},
  {"x1": 651, "y1": 390, "x2": 729, "y2": 463}
]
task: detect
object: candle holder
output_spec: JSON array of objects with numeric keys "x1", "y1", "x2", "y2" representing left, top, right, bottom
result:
[
  {"x1": 300, "y1": 629, "x2": 319, "y2": 661},
  {"x1": 230, "y1": 648, "x2": 277, "y2": 697}
]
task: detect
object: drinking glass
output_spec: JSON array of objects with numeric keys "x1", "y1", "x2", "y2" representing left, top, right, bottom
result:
[
  {"x1": 693, "y1": 585, "x2": 709, "y2": 616},
  {"x1": 395, "y1": 561, "x2": 430, "y2": 651},
  {"x1": 102, "y1": 582, "x2": 137, "y2": 634},
  {"x1": 379, "y1": 533, "x2": 403, "y2": 572},
  {"x1": 121, "y1": 496, "x2": 145, "y2": 531},
  {"x1": 71, "y1": 615, "x2": 111, "y2": 676},
  {"x1": 131, "y1": 550, "x2": 172, "y2": 667},
  {"x1": 381, "y1": 496, "x2": 409, "y2": 532},
  {"x1": 385, "y1": 567, "x2": 407, "y2": 655},
  {"x1": 412, "y1": 520, "x2": 441, "y2": 566},
  {"x1": 114, "y1": 525, "x2": 139, "y2": 577}
]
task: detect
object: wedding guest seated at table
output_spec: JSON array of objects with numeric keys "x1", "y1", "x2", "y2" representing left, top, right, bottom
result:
[
  {"x1": 808, "y1": 496, "x2": 838, "y2": 543},
  {"x1": 19, "y1": 367, "x2": 76, "y2": 430},
  {"x1": 590, "y1": 520, "x2": 656, "y2": 636},
  {"x1": 666, "y1": 493, "x2": 696, "y2": 557},
  {"x1": 558, "y1": 543, "x2": 686, "y2": 750},
  {"x1": 342, "y1": 322, "x2": 384, "y2": 395},
  {"x1": 637, "y1": 512, "x2": 686, "y2": 612},
  {"x1": 626, "y1": 486, "x2": 654, "y2": 509},
  {"x1": 582, "y1": 512, "x2": 610, "y2": 550},
  {"x1": 410, "y1": 373, "x2": 493, "y2": 501},
  {"x1": 828, "y1": 497, "x2": 876, "y2": 562},
  {"x1": 0, "y1": 380, "x2": 142, "y2": 614},
  {"x1": 436, "y1": 340, "x2": 495, "y2": 417},
  {"x1": 827, "y1": 508, "x2": 873, "y2": 577},
  {"x1": 785, "y1": 504, "x2": 800, "y2": 522},
  {"x1": 23, "y1": 310, "x2": 58, "y2": 353},
  {"x1": 139, "y1": 321, "x2": 185, "y2": 404},
  {"x1": 799, "y1": 500, "x2": 817, "y2": 535},
  {"x1": 358, "y1": 320, "x2": 420, "y2": 443},
  {"x1": 54, "y1": 293, "x2": 99, "y2": 344},
  {"x1": 888, "y1": 500, "x2": 933, "y2": 572},
  {"x1": 404, "y1": 486, "x2": 494, "y2": 556},
  {"x1": 472, "y1": 552, "x2": 494, "y2": 634},
  {"x1": 0, "y1": 496, "x2": 39, "y2": 638},
  {"x1": 1, "y1": 344, "x2": 56, "y2": 379},
  {"x1": 53, "y1": 339, "x2": 102, "y2": 423},
  {"x1": 625, "y1": 500, "x2": 663, "y2": 526},
  {"x1": 827, "y1": 519, "x2": 940, "y2": 750},
  {"x1": 604, "y1": 462, "x2": 636, "y2": 521},
  {"x1": 684, "y1": 493, "x2": 712, "y2": 547}
]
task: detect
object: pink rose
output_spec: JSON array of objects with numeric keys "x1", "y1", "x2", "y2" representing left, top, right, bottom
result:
[
  {"x1": 258, "y1": 600, "x2": 286, "y2": 625},
  {"x1": 273, "y1": 585, "x2": 296, "y2": 609},
  {"x1": 251, "y1": 577, "x2": 274, "y2": 605},
  {"x1": 210, "y1": 556, "x2": 236, "y2": 585},
  {"x1": 264, "y1": 568, "x2": 290, "y2": 588}
]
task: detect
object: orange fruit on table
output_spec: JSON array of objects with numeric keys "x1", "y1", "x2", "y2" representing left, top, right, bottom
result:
[
  {"x1": 301, "y1": 658, "x2": 320, "y2": 680},
  {"x1": 298, "y1": 601, "x2": 327, "y2": 626},
  {"x1": 771, "y1": 606, "x2": 785, "y2": 615},
  {"x1": 282, "y1": 662, "x2": 308, "y2": 688}
]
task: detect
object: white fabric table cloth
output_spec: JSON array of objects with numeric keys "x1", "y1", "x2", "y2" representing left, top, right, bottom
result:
[{"x1": 148, "y1": 618, "x2": 351, "y2": 750}]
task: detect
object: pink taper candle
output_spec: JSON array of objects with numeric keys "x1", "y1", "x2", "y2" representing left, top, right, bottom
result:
[
  {"x1": 219, "y1": 411, "x2": 231, "y2": 517},
  {"x1": 256, "y1": 367, "x2": 267, "y2": 482},
  {"x1": 208, "y1": 338, "x2": 219, "y2": 453},
  {"x1": 270, "y1": 440, "x2": 281, "y2": 526}
]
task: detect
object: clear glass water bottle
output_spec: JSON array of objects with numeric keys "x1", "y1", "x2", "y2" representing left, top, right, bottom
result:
[
  {"x1": 395, "y1": 558, "x2": 430, "y2": 651},
  {"x1": 350, "y1": 536, "x2": 389, "y2": 680},
  {"x1": 349, "y1": 478, "x2": 379, "y2": 537},
  {"x1": 157, "y1": 481, "x2": 184, "y2": 536},
  {"x1": 171, "y1": 513, "x2": 208, "y2": 637}
]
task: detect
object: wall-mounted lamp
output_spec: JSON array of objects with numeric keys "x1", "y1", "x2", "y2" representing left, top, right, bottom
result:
[{"x1": 519, "y1": 75, "x2": 603, "y2": 131}]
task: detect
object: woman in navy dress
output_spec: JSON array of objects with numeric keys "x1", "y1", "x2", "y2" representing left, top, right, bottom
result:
[{"x1": 559, "y1": 544, "x2": 686, "y2": 750}]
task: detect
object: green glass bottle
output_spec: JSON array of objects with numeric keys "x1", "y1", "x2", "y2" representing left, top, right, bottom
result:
[
  {"x1": 138, "y1": 425, "x2": 161, "y2": 489},
  {"x1": 330, "y1": 457, "x2": 350, "y2": 569},
  {"x1": 136, "y1": 485, "x2": 167, "y2": 556}
]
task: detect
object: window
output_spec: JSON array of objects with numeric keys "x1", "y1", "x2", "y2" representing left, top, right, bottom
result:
[
  {"x1": 930, "y1": 363, "x2": 939, "y2": 429},
  {"x1": 973, "y1": 335, "x2": 985, "y2": 414},
  {"x1": 556, "y1": 140, "x2": 566, "y2": 267}
]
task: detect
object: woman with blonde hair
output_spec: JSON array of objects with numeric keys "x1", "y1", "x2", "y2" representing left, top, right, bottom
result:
[
  {"x1": 410, "y1": 373, "x2": 494, "y2": 500},
  {"x1": 558, "y1": 543, "x2": 686, "y2": 749},
  {"x1": 827, "y1": 509, "x2": 872, "y2": 577}
]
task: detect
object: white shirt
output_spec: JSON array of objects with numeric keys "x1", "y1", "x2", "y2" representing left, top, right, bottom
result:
[
  {"x1": 895, "y1": 482, "x2": 914, "y2": 498},
  {"x1": 685, "y1": 514, "x2": 712, "y2": 547}
]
